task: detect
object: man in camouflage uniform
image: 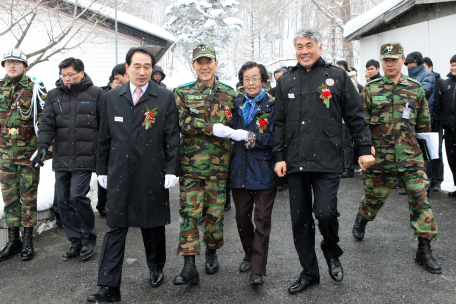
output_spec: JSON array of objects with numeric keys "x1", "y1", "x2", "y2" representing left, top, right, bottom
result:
[
  {"x1": 174, "y1": 43, "x2": 243, "y2": 285},
  {"x1": 352, "y1": 43, "x2": 441, "y2": 274},
  {"x1": 0, "y1": 49, "x2": 45, "y2": 262}
]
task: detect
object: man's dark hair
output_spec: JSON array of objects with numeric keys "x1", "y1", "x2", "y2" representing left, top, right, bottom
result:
[
  {"x1": 366, "y1": 59, "x2": 380, "y2": 69},
  {"x1": 238, "y1": 61, "x2": 268, "y2": 84},
  {"x1": 125, "y1": 47, "x2": 156, "y2": 67},
  {"x1": 451, "y1": 55, "x2": 456, "y2": 64},
  {"x1": 423, "y1": 57, "x2": 433, "y2": 68},
  {"x1": 274, "y1": 67, "x2": 288, "y2": 76},
  {"x1": 112, "y1": 63, "x2": 126, "y2": 76},
  {"x1": 59, "y1": 57, "x2": 84, "y2": 73},
  {"x1": 336, "y1": 60, "x2": 349, "y2": 71},
  {"x1": 109, "y1": 75, "x2": 114, "y2": 83}
]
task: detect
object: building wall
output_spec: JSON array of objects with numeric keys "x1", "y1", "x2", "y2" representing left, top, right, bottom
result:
[
  {"x1": 358, "y1": 14, "x2": 456, "y2": 85},
  {"x1": 0, "y1": 6, "x2": 141, "y2": 89}
]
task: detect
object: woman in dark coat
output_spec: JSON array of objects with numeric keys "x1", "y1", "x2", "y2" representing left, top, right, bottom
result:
[{"x1": 229, "y1": 61, "x2": 279, "y2": 286}]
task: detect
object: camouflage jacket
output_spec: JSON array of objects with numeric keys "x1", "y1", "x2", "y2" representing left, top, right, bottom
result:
[
  {"x1": 0, "y1": 74, "x2": 44, "y2": 160},
  {"x1": 362, "y1": 74, "x2": 430, "y2": 173},
  {"x1": 175, "y1": 78, "x2": 236, "y2": 180}
]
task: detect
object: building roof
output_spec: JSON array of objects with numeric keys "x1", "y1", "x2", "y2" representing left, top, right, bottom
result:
[
  {"x1": 52, "y1": 0, "x2": 175, "y2": 60},
  {"x1": 344, "y1": 0, "x2": 456, "y2": 42}
]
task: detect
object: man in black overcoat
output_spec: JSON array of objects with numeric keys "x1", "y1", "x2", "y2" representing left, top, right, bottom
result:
[
  {"x1": 272, "y1": 28, "x2": 375, "y2": 294},
  {"x1": 87, "y1": 47, "x2": 180, "y2": 303}
]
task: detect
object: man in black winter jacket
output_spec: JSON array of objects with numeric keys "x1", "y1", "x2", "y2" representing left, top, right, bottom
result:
[
  {"x1": 36, "y1": 57, "x2": 104, "y2": 261},
  {"x1": 152, "y1": 65, "x2": 167, "y2": 88},
  {"x1": 432, "y1": 54, "x2": 456, "y2": 196},
  {"x1": 424, "y1": 57, "x2": 445, "y2": 191},
  {"x1": 272, "y1": 28, "x2": 374, "y2": 295}
]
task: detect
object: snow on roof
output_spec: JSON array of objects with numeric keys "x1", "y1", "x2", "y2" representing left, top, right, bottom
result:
[
  {"x1": 63, "y1": 0, "x2": 175, "y2": 43},
  {"x1": 344, "y1": 0, "x2": 408, "y2": 39}
]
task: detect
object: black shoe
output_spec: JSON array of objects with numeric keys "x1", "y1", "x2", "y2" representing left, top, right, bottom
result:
[
  {"x1": 174, "y1": 256, "x2": 200, "y2": 285},
  {"x1": 340, "y1": 170, "x2": 354, "y2": 178},
  {"x1": 278, "y1": 186, "x2": 284, "y2": 191},
  {"x1": 399, "y1": 190, "x2": 407, "y2": 195},
  {"x1": 288, "y1": 278, "x2": 320, "y2": 294},
  {"x1": 448, "y1": 191, "x2": 456, "y2": 197},
  {"x1": 249, "y1": 272, "x2": 264, "y2": 286},
  {"x1": 352, "y1": 214, "x2": 368, "y2": 241},
  {"x1": 205, "y1": 248, "x2": 219, "y2": 274},
  {"x1": 283, "y1": 184, "x2": 288, "y2": 190},
  {"x1": 431, "y1": 183, "x2": 441, "y2": 192},
  {"x1": 392, "y1": 178, "x2": 402, "y2": 189},
  {"x1": 87, "y1": 286, "x2": 121, "y2": 303},
  {"x1": 415, "y1": 237, "x2": 442, "y2": 274},
  {"x1": 224, "y1": 203, "x2": 231, "y2": 212},
  {"x1": 54, "y1": 211, "x2": 62, "y2": 227},
  {"x1": 20, "y1": 227, "x2": 34, "y2": 261},
  {"x1": 150, "y1": 270, "x2": 164, "y2": 287},
  {"x1": 0, "y1": 227, "x2": 22, "y2": 262},
  {"x1": 96, "y1": 205, "x2": 107, "y2": 217},
  {"x1": 239, "y1": 260, "x2": 251, "y2": 272},
  {"x1": 62, "y1": 247, "x2": 81, "y2": 261},
  {"x1": 80, "y1": 243, "x2": 95, "y2": 260},
  {"x1": 325, "y1": 256, "x2": 343, "y2": 282}
]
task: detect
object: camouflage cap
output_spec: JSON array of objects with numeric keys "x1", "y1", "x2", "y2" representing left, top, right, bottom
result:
[
  {"x1": 192, "y1": 43, "x2": 216, "y2": 62},
  {"x1": 267, "y1": 71, "x2": 272, "y2": 83},
  {"x1": 379, "y1": 42, "x2": 404, "y2": 60}
]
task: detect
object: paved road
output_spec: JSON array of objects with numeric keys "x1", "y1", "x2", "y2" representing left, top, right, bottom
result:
[{"x1": 1, "y1": 173, "x2": 455, "y2": 303}]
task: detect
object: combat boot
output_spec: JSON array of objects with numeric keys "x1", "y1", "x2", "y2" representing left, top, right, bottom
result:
[
  {"x1": 20, "y1": 227, "x2": 34, "y2": 261},
  {"x1": 0, "y1": 227, "x2": 22, "y2": 262},
  {"x1": 352, "y1": 214, "x2": 368, "y2": 241},
  {"x1": 415, "y1": 237, "x2": 442, "y2": 274},
  {"x1": 173, "y1": 256, "x2": 200, "y2": 285},
  {"x1": 205, "y1": 248, "x2": 219, "y2": 274}
]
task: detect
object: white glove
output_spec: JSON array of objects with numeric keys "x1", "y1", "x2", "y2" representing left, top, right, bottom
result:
[
  {"x1": 98, "y1": 175, "x2": 107, "y2": 189},
  {"x1": 213, "y1": 124, "x2": 234, "y2": 138},
  {"x1": 164, "y1": 174, "x2": 178, "y2": 189},
  {"x1": 229, "y1": 129, "x2": 249, "y2": 141}
]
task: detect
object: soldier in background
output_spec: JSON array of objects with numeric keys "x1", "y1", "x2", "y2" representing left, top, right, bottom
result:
[
  {"x1": 173, "y1": 43, "x2": 245, "y2": 285},
  {"x1": 0, "y1": 49, "x2": 46, "y2": 262},
  {"x1": 353, "y1": 43, "x2": 441, "y2": 274},
  {"x1": 263, "y1": 71, "x2": 272, "y2": 92}
]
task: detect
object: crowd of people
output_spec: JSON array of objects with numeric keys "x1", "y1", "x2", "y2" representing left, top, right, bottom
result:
[{"x1": 0, "y1": 26, "x2": 455, "y2": 302}]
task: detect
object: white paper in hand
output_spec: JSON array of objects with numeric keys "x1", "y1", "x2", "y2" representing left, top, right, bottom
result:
[{"x1": 416, "y1": 132, "x2": 439, "y2": 160}]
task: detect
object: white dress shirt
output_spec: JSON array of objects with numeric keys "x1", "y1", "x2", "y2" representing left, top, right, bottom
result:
[{"x1": 130, "y1": 82, "x2": 149, "y2": 104}]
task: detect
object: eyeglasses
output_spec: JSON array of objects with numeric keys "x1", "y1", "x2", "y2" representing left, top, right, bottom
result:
[
  {"x1": 60, "y1": 72, "x2": 80, "y2": 79},
  {"x1": 243, "y1": 77, "x2": 261, "y2": 84},
  {"x1": 4, "y1": 60, "x2": 23, "y2": 66}
]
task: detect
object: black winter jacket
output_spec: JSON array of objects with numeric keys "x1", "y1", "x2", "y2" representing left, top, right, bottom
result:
[
  {"x1": 432, "y1": 72, "x2": 456, "y2": 131},
  {"x1": 38, "y1": 74, "x2": 104, "y2": 171},
  {"x1": 272, "y1": 58, "x2": 372, "y2": 174},
  {"x1": 434, "y1": 72, "x2": 444, "y2": 98}
]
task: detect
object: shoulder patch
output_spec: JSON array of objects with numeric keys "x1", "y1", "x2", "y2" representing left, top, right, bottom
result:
[
  {"x1": 219, "y1": 81, "x2": 233, "y2": 89},
  {"x1": 407, "y1": 77, "x2": 422, "y2": 85},
  {"x1": 365, "y1": 78, "x2": 382, "y2": 86},
  {"x1": 178, "y1": 81, "x2": 195, "y2": 88}
]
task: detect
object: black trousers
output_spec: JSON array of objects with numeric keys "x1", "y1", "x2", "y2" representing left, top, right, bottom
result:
[
  {"x1": 342, "y1": 124, "x2": 354, "y2": 173},
  {"x1": 55, "y1": 171, "x2": 96, "y2": 248},
  {"x1": 97, "y1": 183, "x2": 107, "y2": 211},
  {"x1": 97, "y1": 226, "x2": 166, "y2": 288},
  {"x1": 288, "y1": 172, "x2": 343, "y2": 281},
  {"x1": 445, "y1": 128, "x2": 456, "y2": 185},
  {"x1": 430, "y1": 129, "x2": 444, "y2": 184}
]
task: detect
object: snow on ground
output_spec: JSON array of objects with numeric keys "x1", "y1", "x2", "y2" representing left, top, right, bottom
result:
[{"x1": 0, "y1": 160, "x2": 99, "y2": 220}]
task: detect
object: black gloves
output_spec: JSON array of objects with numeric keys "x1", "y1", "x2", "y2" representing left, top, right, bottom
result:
[{"x1": 30, "y1": 148, "x2": 47, "y2": 167}]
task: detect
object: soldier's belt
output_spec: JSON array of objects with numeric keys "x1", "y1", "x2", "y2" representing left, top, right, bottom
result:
[{"x1": 2, "y1": 127, "x2": 22, "y2": 135}]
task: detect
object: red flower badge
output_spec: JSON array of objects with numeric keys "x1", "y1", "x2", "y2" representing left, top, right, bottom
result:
[
  {"x1": 256, "y1": 113, "x2": 270, "y2": 133},
  {"x1": 142, "y1": 106, "x2": 158, "y2": 130},
  {"x1": 317, "y1": 83, "x2": 332, "y2": 108},
  {"x1": 220, "y1": 101, "x2": 234, "y2": 122}
]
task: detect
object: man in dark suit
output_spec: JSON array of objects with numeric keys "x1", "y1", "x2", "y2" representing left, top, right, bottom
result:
[{"x1": 87, "y1": 47, "x2": 180, "y2": 303}]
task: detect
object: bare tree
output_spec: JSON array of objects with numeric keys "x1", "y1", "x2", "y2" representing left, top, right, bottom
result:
[{"x1": 0, "y1": 0, "x2": 113, "y2": 71}]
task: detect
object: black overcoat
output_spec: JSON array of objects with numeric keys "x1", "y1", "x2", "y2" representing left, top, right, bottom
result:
[{"x1": 97, "y1": 80, "x2": 180, "y2": 229}]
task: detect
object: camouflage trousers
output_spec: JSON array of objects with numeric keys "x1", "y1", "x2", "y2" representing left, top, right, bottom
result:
[
  {"x1": 0, "y1": 159, "x2": 39, "y2": 228},
  {"x1": 178, "y1": 176, "x2": 226, "y2": 256},
  {"x1": 358, "y1": 170, "x2": 438, "y2": 240}
]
